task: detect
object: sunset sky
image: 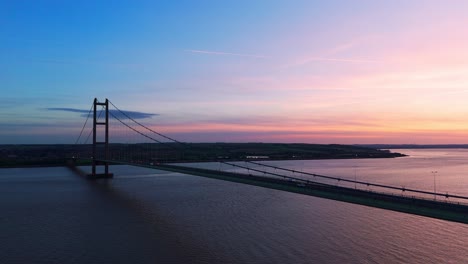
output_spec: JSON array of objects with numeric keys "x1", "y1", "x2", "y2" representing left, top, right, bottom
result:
[{"x1": 2, "y1": 1, "x2": 468, "y2": 144}]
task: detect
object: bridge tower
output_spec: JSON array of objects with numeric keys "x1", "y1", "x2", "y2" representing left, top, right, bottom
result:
[{"x1": 88, "y1": 98, "x2": 113, "y2": 179}]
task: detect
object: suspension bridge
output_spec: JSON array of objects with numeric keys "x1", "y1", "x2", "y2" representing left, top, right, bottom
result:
[{"x1": 69, "y1": 98, "x2": 468, "y2": 224}]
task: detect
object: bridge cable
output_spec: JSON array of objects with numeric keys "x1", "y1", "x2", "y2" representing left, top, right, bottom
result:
[
  {"x1": 83, "y1": 105, "x2": 105, "y2": 145},
  {"x1": 108, "y1": 100, "x2": 187, "y2": 146},
  {"x1": 103, "y1": 100, "x2": 468, "y2": 202},
  {"x1": 109, "y1": 110, "x2": 164, "y2": 144},
  {"x1": 220, "y1": 161, "x2": 325, "y2": 186},
  {"x1": 245, "y1": 161, "x2": 468, "y2": 200},
  {"x1": 74, "y1": 102, "x2": 94, "y2": 144}
]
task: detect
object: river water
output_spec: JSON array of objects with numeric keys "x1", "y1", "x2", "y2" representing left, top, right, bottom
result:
[{"x1": 1, "y1": 149, "x2": 468, "y2": 263}]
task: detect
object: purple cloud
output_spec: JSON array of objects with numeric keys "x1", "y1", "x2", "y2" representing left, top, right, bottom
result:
[{"x1": 45, "y1": 108, "x2": 158, "y2": 119}]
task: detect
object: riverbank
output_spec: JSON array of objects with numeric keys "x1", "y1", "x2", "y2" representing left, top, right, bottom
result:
[{"x1": 0, "y1": 143, "x2": 405, "y2": 168}]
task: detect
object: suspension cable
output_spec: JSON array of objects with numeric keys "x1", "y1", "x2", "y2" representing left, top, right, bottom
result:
[
  {"x1": 74, "y1": 102, "x2": 94, "y2": 144},
  {"x1": 109, "y1": 110, "x2": 164, "y2": 144},
  {"x1": 245, "y1": 160, "x2": 468, "y2": 200},
  {"x1": 83, "y1": 105, "x2": 105, "y2": 144},
  {"x1": 108, "y1": 99, "x2": 187, "y2": 145},
  {"x1": 221, "y1": 161, "x2": 325, "y2": 185}
]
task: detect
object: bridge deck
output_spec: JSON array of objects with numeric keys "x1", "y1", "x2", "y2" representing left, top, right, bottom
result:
[
  {"x1": 151, "y1": 164, "x2": 468, "y2": 224},
  {"x1": 68, "y1": 161, "x2": 468, "y2": 225}
]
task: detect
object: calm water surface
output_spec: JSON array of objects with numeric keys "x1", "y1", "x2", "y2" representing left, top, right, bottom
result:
[{"x1": 1, "y1": 149, "x2": 468, "y2": 263}]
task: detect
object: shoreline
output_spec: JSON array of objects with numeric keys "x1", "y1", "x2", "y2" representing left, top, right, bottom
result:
[
  {"x1": 0, "y1": 143, "x2": 405, "y2": 168},
  {"x1": 0, "y1": 155, "x2": 407, "y2": 169}
]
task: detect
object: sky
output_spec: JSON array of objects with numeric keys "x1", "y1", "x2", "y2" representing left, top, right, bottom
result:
[{"x1": 2, "y1": 0, "x2": 468, "y2": 144}]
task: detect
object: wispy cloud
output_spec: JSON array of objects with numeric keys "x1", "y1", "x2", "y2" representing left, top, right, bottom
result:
[
  {"x1": 45, "y1": 108, "x2": 158, "y2": 119},
  {"x1": 186, "y1": 49, "x2": 269, "y2": 59},
  {"x1": 282, "y1": 56, "x2": 382, "y2": 69},
  {"x1": 282, "y1": 35, "x2": 384, "y2": 69},
  {"x1": 303, "y1": 57, "x2": 381, "y2": 63}
]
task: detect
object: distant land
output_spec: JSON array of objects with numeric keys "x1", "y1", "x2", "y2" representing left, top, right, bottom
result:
[
  {"x1": 359, "y1": 144, "x2": 468, "y2": 149},
  {"x1": 0, "y1": 143, "x2": 405, "y2": 168}
]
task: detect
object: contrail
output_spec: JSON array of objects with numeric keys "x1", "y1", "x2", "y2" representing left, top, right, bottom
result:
[{"x1": 186, "y1": 49, "x2": 269, "y2": 59}]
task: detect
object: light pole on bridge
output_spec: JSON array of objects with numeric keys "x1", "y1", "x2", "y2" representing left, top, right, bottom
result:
[{"x1": 431, "y1": 170, "x2": 437, "y2": 200}]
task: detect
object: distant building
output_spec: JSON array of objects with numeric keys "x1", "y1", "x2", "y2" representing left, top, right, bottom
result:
[{"x1": 245, "y1": 155, "x2": 269, "y2": 159}]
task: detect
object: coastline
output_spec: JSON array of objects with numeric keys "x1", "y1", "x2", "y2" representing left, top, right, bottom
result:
[{"x1": 0, "y1": 143, "x2": 405, "y2": 168}]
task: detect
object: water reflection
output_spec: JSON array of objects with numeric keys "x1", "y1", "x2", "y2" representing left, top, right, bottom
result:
[{"x1": 2, "y1": 149, "x2": 468, "y2": 264}]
